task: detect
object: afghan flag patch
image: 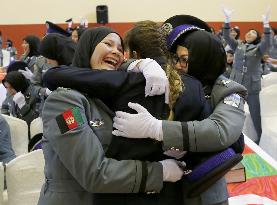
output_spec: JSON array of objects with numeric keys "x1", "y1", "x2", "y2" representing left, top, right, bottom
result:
[{"x1": 56, "y1": 107, "x2": 84, "y2": 134}]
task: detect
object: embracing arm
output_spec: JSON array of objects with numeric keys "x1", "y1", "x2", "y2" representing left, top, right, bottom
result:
[
  {"x1": 163, "y1": 77, "x2": 247, "y2": 152},
  {"x1": 113, "y1": 77, "x2": 247, "y2": 153},
  {"x1": 163, "y1": 100, "x2": 245, "y2": 152},
  {"x1": 43, "y1": 66, "x2": 140, "y2": 101},
  {"x1": 43, "y1": 88, "x2": 164, "y2": 193}
]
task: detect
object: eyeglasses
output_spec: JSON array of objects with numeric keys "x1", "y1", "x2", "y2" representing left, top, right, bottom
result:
[{"x1": 171, "y1": 54, "x2": 188, "y2": 67}]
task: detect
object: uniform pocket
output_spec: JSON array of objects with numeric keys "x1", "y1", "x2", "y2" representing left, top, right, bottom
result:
[{"x1": 251, "y1": 75, "x2": 261, "y2": 91}]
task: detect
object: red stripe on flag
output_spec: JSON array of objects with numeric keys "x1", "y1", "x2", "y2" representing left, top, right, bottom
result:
[{"x1": 62, "y1": 109, "x2": 78, "y2": 130}]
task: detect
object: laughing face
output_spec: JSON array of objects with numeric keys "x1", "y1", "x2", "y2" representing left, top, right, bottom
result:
[{"x1": 90, "y1": 33, "x2": 124, "y2": 70}]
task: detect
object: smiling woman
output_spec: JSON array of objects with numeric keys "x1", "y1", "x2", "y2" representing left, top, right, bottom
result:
[
  {"x1": 89, "y1": 33, "x2": 124, "y2": 70},
  {"x1": 72, "y1": 27, "x2": 124, "y2": 70},
  {"x1": 38, "y1": 26, "x2": 181, "y2": 205}
]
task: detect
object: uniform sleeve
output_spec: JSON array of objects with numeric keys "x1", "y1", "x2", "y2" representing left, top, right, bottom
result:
[
  {"x1": 42, "y1": 89, "x2": 163, "y2": 193},
  {"x1": 17, "y1": 95, "x2": 39, "y2": 125},
  {"x1": 258, "y1": 27, "x2": 271, "y2": 55},
  {"x1": 222, "y1": 23, "x2": 238, "y2": 51},
  {"x1": 162, "y1": 77, "x2": 247, "y2": 152},
  {"x1": 43, "y1": 66, "x2": 145, "y2": 102},
  {"x1": 162, "y1": 100, "x2": 245, "y2": 152},
  {"x1": 186, "y1": 99, "x2": 245, "y2": 152}
]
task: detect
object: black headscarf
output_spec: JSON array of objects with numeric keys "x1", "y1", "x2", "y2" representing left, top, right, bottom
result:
[
  {"x1": 175, "y1": 30, "x2": 226, "y2": 87},
  {"x1": 23, "y1": 35, "x2": 41, "y2": 57},
  {"x1": 4, "y1": 71, "x2": 29, "y2": 93},
  {"x1": 72, "y1": 26, "x2": 123, "y2": 68},
  {"x1": 6, "y1": 61, "x2": 28, "y2": 73},
  {"x1": 39, "y1": 33, "x2": 76, "y2": 65}
]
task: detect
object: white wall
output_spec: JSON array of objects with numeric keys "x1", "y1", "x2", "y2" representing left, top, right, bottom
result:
[{"x1": 1, "y1": 0, "x2": 277, "y2": 24}]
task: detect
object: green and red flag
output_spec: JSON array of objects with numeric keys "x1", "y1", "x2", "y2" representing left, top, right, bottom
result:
[{"x1": 56, "y1": 107, "x2": 84, "y2": 134}]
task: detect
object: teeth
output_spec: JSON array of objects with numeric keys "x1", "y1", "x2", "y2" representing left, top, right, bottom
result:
[{"x1": 105, "y1": 58, "x2": 117, "y2": 66}]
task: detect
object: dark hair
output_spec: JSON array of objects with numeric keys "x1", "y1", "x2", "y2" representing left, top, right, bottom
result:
[
  {"x1": 4, "y1": 71, "x2": 29, "y2": 92},
  {"x1": 231, "y1": 26, "x2": 240, "y2": 40},
  {"x1": 6, "y1": 39, "x2": 13, "y2": 47},
  {"x1": 23, "y1": 35, "x2": 41, "y2": 57},
  {"x1": 226, "y1": 49, "x2": 234, "y2": 55}
]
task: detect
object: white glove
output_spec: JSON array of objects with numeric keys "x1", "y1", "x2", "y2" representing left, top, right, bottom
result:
[
  {"x1": 262, "y1": 6, "x2": 271, "y2": 28},
  {"x1": 128, "y1": 58, "x2": 169, "y2": 104},
  {"x1": 160, "y1": 159, "x2": 184, "y2": 182},
  {"x1": 18, "y1": 67, "x2": 34, "y2": 81},
  {"x1": 222, "y1": 6, "x2": 234, "y2": 23},
  {"x1": 112, "y1": 102, "x2": 163, "y2": 141},
  {"x1": 80, "y1": 17, "x2": 89, "y2": 28},
  {"x1": 13, "y1": 92, "x2": 26, "y2": 109},
  {"x1": 45, "y1": 88, "x2": 52, "y2": 96}
]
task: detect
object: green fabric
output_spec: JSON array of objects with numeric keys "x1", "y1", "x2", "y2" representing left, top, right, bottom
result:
[
  {"x1": 242, "y1": 154, "x2": 277, "y2": 179},
  {"x1": 72, "y1": 107, "x2": 84, "y2": 126}
]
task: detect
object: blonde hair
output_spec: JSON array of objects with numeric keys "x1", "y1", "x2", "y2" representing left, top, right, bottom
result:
[
  {"x1": 166, "y1": 63, "x2": 183, "y2": 115},
  {"x1": 124, "y1": 20, "x2": 184, "y2": 118}
]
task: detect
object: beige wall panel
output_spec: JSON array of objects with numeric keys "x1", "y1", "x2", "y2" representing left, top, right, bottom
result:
[{"x1": 1, "y1": 0, "x2": 277, "y2": 24}]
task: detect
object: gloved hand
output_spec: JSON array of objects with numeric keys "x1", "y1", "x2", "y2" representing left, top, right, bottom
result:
[
  {"x1": 222, "y1": 6, "x2": 234, "y2": 23},
  {"x1": 18, "y1": 67, "x2": 34, "y2": 81},
  {"x1": 112, "y1": 102, "x2": 163, "y2": 141},
  {"x1": 262, "y1": 6, "x2": 271, "y2": 28},
  {"x1": 13, "y1": 92, "x2": 26, "y2": 109},
  {"x1": 45, "y1": 88, "x2": 52, "y2": 96},
  {"x1": 160, "y1": 159, "x2": 184, "y2": 182},
  {"x1": 128, "y1": 58, "x2": 169, "y2": 104}
]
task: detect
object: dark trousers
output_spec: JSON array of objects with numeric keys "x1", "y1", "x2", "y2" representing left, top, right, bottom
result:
[{"x1": 247, "y1": 93, "x2": 262, "y2": 144}]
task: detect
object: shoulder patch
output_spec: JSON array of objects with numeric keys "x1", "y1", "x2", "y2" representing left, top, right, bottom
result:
[
  {"x1": 56, "y1": 107, "x2": 84, "y2": 134},
  {"x1": 223, "y1": 93, "x2": 241, "y2": 108}
]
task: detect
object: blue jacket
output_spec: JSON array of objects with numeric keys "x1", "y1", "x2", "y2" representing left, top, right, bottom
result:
[{"x1": 0, "y1": 114, "x2": 16, "y2": 163}]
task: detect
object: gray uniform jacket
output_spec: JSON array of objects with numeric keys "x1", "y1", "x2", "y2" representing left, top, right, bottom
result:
[
  {"x1": 0, "y1": 113, "x2": 16, "y2": 164},
  {"x1": 10, "y1": 85, "x2": 40, "y2": 127},
  {"x1": 38, "y1": 88, "x2": 163, "y2": 205},
  {"x1": 223, "y1": 23, "x2": 270, "y2": 94},
  {"x1": 31, "y1": 56, "x2": 54, "y2": 114},
  {"x1": 162, "y1": 76, "x2": 247, "y2": 205}
]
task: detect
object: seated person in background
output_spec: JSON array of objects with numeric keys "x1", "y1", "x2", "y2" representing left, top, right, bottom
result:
[
  {"x1": 0, "y1": 113, "x2": 16, "y2": 164},
  {"x1": 1, "y1": 61, "x2": 28, "y2": 115},
  {"x1": 2, "y1": 71, "x2": 41, "y2": 138}
]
